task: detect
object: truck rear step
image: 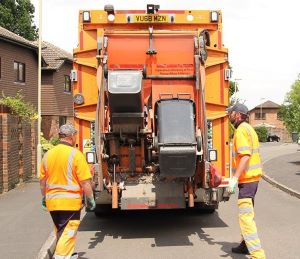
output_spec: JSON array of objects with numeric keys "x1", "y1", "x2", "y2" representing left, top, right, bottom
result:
[{"x1": 121, "y1": 182, "x2": 185, "y2": 210}]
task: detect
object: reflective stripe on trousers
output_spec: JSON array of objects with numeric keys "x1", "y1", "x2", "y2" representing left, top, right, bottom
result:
[
  {"x1": 54, "y1": 219, "x2": 80, "y2": 259},
  {"x1": 238, "y1": 198, "x2": 266, "y2": 259},
  {"x1": 54, "y1": 255, "x2": 72, "y2": 259}
]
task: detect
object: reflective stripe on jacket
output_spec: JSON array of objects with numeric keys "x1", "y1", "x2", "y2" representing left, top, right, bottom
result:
[
  {"x1": 232, "y1": 122, "x2": 263, "y2": 183},
  {"x1": 39, "y1": 143, "x2": 92, "y2": 211}
]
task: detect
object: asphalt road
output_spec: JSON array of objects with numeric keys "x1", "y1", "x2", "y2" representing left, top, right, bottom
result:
[
  {"x1": 1, "y1": 142, "x2": 298, "y2": 259},
  {"x1": 74, "y1": 143, "x2": 300, "y2": 259}
]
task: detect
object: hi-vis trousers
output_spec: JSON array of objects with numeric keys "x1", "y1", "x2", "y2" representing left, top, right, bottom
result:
[
  {"x1": 50, "y1": 210, "x2": 81, "y2": 259},
  {"x1": 238, "y1": 198, "x2": 266, "y2": 259}
]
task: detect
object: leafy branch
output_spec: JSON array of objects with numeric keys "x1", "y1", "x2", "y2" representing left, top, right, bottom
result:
[{"x1": 0, "y1": 91, "x2": 38, "y2": 121}]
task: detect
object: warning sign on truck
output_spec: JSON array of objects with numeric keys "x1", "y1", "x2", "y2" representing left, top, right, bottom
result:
[{"x1": 153, "y1": 64, "x2": 194, "y2": 75}]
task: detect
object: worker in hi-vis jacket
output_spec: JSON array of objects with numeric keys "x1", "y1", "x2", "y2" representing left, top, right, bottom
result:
[
  {"x1": 39, "y1": 124, "x2": 96, "y2": 259},
  {"x1": 227, "y1": 103, "x2": 266, "y2": 259}
]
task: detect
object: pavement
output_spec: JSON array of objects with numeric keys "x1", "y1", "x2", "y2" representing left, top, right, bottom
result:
[
  {"x1": 262, "y1": 145, "x2": 300, "y2": 198},
  {"x1": 0, "y1": 179, "x2": 53, "y2": 259},
  {"x1": 264, "y1": 152, "x2": 300, "y2": 192},
  {"x1": 260, "y1": 142, "x2": 300, "y2": 198},
  {"x1": 0, "y1": 142, "x2": 299, "y2": 259}
]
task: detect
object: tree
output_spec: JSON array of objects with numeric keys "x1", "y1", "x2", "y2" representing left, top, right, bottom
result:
[
  {"x1": 229, "y1": 81, "x2": 237, "y2": 96},
  {"x1": 0, "y1": 0, "x2": 38, "y2": 41},
  {"x1": 229, "y1": 80, "x2": 242, "y2": 105},
  {"x1": 279, "y1": 74, "x2": 300, "y2": 134}
]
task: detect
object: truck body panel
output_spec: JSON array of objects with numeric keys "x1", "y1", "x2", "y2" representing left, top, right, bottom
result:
[{"x1": 73, "y1": 5, "x2": 231, "y2": 212}]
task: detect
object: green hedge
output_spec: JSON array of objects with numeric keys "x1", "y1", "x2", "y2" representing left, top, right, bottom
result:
[{"x1": 254, "y1": 126, "x2": 268, "y2": 142}]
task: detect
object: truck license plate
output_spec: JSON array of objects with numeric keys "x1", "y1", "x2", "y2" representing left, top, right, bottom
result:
[{"x1": 132, "y1": 14, "x2": 170, "y2": 23}]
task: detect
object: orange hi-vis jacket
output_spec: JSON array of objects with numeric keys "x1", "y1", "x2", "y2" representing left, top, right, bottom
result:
[
  {"x1": 39, "y1": 143, "x2": 92, "y2": 211},
  {"x1": 232, "y1": 122, "x2": 263, "y2": 183}
]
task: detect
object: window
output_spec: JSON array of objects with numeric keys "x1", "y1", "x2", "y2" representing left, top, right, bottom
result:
[
  {"x1": 64, "y1": 75, "x2": 71, "y2": 92},
  {"x1": 14, "y1": 61, "x2": 25, "y2": 83},
  {"x1": 255, "y1": 112, "x2": 266, "y2": 120},
  {"x1": 277, "y1": 112, "x2": 282, "y2": 120},
  {"x1": 59, "y1": 116, "x2": 67, "y2": 127}
]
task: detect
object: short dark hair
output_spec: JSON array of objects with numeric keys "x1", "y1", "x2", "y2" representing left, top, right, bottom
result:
[
  {"x1": 58, "y1": 133, "x2": 68, "y2": 139},
  {"x1": 240, "y1": 113, "x2": 249, "y2": 122}
]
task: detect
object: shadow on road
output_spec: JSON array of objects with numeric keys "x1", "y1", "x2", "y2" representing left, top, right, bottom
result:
[
  {"x1": 216, "y1": 241, "x2": 249, "y2": 258},
  {"x1": 79, "y1": 209, "x2": 228, "y2": 249},
  {"x1": 288, "y1": 160, "x2": 300, "y2": 176},
  {"x1": 289, "y1": 160, "x2": 300, "y2": 166}
]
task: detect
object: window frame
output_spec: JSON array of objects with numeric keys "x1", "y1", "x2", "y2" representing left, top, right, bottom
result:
[
  {"x1": 59, "y1": 116, "x2": 67, "y2": 127},
  {"x1": 14, "y1": 61, "x2": 26, "y2": 83},
  {"x1": 277, "y1": 112, "x2": 282, "y2": 121},
  {"x1": 64, "y1": 75, "x2": 71, "y2": 93},
  {"x1": 254, "y1": 112, "x2": 266, "y2": 120}
]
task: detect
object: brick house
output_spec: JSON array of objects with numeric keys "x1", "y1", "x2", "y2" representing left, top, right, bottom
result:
[
  {"x1": 249, "y1": 100, "x2": 290, "y2": 141},
  {"x1": 0, "y1": 26, "x2": 74, "y2": 193},
  {"x1": 40, "y1": 41, "x2": 73, "y2": 139},
  {"x1": 0, "y1": 26, "x2": 39, "y2": 192},
  {"x1": 0, "y1": 26, "x2": 38, "y2": 107}
]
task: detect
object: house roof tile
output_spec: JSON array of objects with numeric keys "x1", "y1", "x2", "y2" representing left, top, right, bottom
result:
[
  {"x1": 0, "y1": 26, "x2": 37, "y2": 49},
  {"x1": 250, "y1": 100, "x2": 281, "y2": 111},
  {"x1": 33, "y1": 41, "x2": 73, "y2": 70}
]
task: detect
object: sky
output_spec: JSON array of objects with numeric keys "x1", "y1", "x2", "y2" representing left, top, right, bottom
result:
[{"x1": 30, "y1": 0, "x2": 300, "y2": 109}]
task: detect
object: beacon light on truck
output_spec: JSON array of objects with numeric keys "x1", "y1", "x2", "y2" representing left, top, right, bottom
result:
[
  {"x1": 104, "y1": 4, "x2": 115, "y2": 22},
  {"x1": 147, "y1": 4, "x2": 160, "y2": 14},
  {"x1": 210, "y1": 11, "x2": 219, "y2": 22},
  {"x1": 82, "y1": 11, "x2": 91, "y2": 22}
]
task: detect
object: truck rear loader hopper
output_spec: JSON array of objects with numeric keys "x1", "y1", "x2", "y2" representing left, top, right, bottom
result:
[{"x1": 72, "y1": 4, "x2": 233, "y2": 216}]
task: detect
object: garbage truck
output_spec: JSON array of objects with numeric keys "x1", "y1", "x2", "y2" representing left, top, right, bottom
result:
[{"x1": 72, "y1": 4, "x2": 232, "y2": 215}]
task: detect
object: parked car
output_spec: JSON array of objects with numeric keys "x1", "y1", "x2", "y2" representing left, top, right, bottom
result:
[{"x1": 267, "y1": 134, "x2": 280, "y2": 142}]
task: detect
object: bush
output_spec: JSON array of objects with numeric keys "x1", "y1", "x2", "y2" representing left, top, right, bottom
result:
[
  {"x1": 50, "y1": 137, "x2": 60, "y2": 146},
  {"x1": 0, "y1": 91, "x2": 37, "y2": 121},
  {"x1": 41, "y1": 135, "x2": 60, "y2": 154},
  {"x1": 254, "y1": 126, "x2": 268, "y2": 142}
]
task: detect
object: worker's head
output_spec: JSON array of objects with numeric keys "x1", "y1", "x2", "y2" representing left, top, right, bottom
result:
[
  {"x1": 58, "y1": 124, "x2": 77, "y2": 146},
  {"x1": 226, "y1": 103, "x2": 249, "y2": 128}
]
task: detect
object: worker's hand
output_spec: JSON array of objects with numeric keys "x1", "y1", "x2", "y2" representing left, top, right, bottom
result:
[
  {"x1": 86, "y1": 196, "x2": 96, "y2": 210},
  {"x1": 41, "y1": 196, "x2": 47, "y2": 211},
  {"x1": 228, "y1": 176, "x2": 238, "y2": 194}
]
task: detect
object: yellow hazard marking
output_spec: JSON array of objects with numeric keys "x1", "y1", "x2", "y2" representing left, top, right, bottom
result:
[{"x1": 83, "y1": 139, "x2": 92, "y2": 155}]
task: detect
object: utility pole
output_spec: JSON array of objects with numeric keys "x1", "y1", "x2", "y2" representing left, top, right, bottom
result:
[
  {"x1": 260, "y1": 97, "x2": 265, "y2": 121},
  {"x1": 37, "y1": 0, "x2": 42, "y2": 177}
]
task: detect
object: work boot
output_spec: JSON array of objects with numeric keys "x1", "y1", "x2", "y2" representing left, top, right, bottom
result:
[{"x1": 231, "y1": 240, "x2": 250, "y2": 255}]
